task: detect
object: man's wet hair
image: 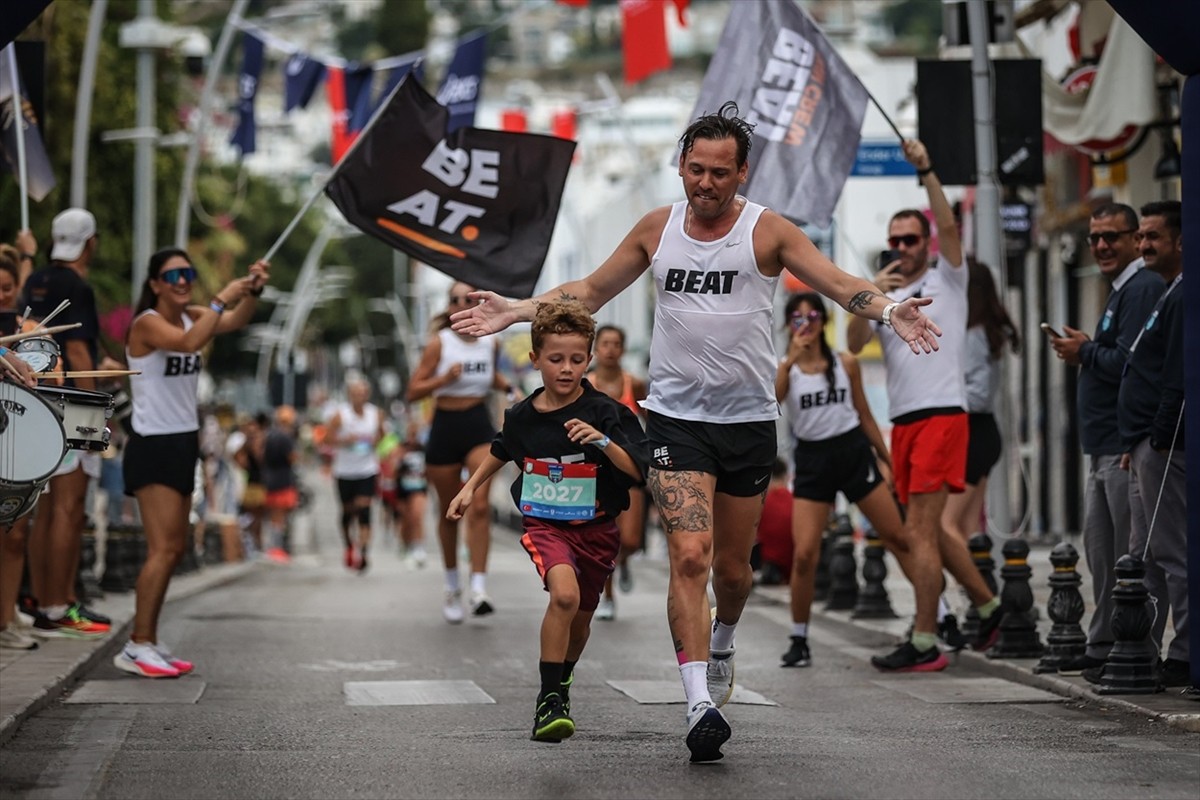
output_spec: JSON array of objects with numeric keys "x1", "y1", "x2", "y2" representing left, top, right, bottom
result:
[{"x1": 679, "y1": 101, "x2": 756, "y2": 167}]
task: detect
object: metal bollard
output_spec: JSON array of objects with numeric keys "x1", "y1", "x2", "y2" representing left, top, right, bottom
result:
[
  {"x1": 1095, "y1": 555, "x2": 1162, "y2": 695},
  {"x1": 1034, "y1": 542, "x2": 1088, "y2": 673},
  {"x1": 962, "y1": 533, "x2": 997, "y2": 642},
  {"x1": 852, "y1": 529, "x2": 896, "y2": 619},
  {"x1": 988, "y1": 539, "x2": 1044, "y2": 659},
  {"x1": 824, "y1": 516, "x2": 859, "y2": 611}
]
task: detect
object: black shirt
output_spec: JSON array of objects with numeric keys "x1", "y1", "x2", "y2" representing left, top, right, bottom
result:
[
  {"x1": 1118, "y1": 276, "x2": 1184, "y2": 451},
  {"x1": 491, "y1": 380, "x2": 649, "y2": 519},
  {"x1": 19, "y1": 263, "x2": 100, "y2": 384}
]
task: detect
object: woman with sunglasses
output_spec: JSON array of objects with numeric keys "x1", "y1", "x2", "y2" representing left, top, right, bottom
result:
[
  {"x1": 775, "y1": 292, "x2": 926, "y2": 669},
  {"x1": 407, "y1": 281, "x2": 520, "y2": 624},
  {"x1": 115, "y1": 249, "x2": 268, "y2": 678}
]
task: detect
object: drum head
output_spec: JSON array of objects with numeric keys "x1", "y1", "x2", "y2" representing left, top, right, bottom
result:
[
  {"x1": 14, "y1": 350, "x2": 57, "y2": 373},
  {"x1": 0, "y1": 382, "x2": 68, "y2": 482}
]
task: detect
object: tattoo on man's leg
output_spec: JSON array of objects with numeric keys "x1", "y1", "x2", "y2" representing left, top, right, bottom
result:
[{"x1": 649, "y1": 470, "x2": 710, "y2": 534}]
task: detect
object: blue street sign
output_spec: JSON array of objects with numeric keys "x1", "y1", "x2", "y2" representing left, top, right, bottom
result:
[{"x1": 850, "y1": 142, "x2": 917, "y2": 177}]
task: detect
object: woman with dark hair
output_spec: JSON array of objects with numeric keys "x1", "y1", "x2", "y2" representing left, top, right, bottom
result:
[
  {"x1": 775, "y1": 292, "x2": 930, "y2": 670},
  {"x1": 114, "y1": 248, "x2": 268, "y2": 678},
  {"x1": 407, "y1": 281, "x2": 520, "y2": 624},
  {"x1": 941, "y1": 261, "x2": 1020, "y2": 544}
]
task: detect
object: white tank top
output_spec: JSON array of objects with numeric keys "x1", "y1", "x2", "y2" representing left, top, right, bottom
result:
[
  {"x1": 643, "y1": 199, "x2": 780, "y2": 423},
  {"x1": 786, "y1": 356, "x2": 859, "y2": 442},
  {"x1": 127, "y1": 310, "x2": 202, "y2": 435},
  {"x1": 432, "y1": 328, "x2": 496, "y2": 398},
  {"x1": 331, "y1": 401, "x2": 380, "y2": 479},
  {"x1": 874, "y1": 254, "x2": 969, "y2": 420}
]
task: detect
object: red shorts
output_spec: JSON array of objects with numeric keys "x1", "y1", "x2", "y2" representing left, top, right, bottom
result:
[
  {"x1": 520, "y1": 517, "x2": 620, "y2": 613},
  {"x1": 264, "y1": 487, "x2": 299, "y2": 511},
  {"x1": 890, "y1": 412, "x2": 968, "y2": 506}
]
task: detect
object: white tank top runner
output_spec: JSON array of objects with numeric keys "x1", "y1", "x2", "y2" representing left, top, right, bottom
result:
[
  {"x1": 331, "y1": 401, "x2": 380, "y2": 479},
  {"x1": 786, "y1": 356, "x2": 860, "y2": 442},
  {"x1": 643, "y1": 199, "x2": 781, "y2": 423},
  {"x1": 127, "y1": 310, "x2": 202, "y2": 435},
  {"x1": 432, "y1": 328, "x2": 496, "y2": 398}
]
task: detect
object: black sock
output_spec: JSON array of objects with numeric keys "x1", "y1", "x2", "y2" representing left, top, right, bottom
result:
[
  {"x1": 562, "y1": 659, "x2": 577, "y2": 686},
  {"x1": 539, "y1": 661, "x2": 564, "y2": 698}
]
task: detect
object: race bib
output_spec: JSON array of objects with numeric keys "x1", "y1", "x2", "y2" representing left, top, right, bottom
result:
[{"x1": 519, "y1": 458, "x2": 598, "y2": 521}]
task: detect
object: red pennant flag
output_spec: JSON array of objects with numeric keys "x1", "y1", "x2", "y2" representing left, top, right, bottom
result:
[
  {"x1": 327, "y1": 67, "x2": 356, "y2": 163},
  {"x1": 672, "y1": 0, "x2": 690, "y2": 27},
  {"x1": 555, "y1": 0, "x2": 590, "y2": 6},
  {"x1": 621, "y1": 0, "x2": 671, "y2": 84},
  {"x1": 500, "y1": 109, "x2": 528, "y2": 132}
]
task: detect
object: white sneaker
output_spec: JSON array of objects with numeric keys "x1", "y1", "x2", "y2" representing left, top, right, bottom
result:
[
  {"x1": 14, "y1": 605, "x2": 34, "y2": 629},
  {"x1": 595, "y1": 597, "x2": 615, "y2": 621},
  {"x1": 113, "y1": 642, "x2": 180, "y2": 678},
  {"x1": 469, "y1": 591, "x2": 494, "y2": 617},
  {"x1": 410, "y1": 546, "x2": 427, "y2": 569},
  {"x1": 685, "y1": 700, "x2": 731, "y2": 763},
  {"x1": 707, "y1": 648, "x2": 735, "y2": 708},
  {"x1": 443, "y1": 590, "x2": 464, "y2": 624},
  {"x1": 0, "y1": 622, "x2": 38, "y2": 650}
]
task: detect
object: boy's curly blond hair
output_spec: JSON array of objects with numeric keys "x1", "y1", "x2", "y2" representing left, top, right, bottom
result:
[{"x1": 530, "y1": 295, "x2": 596, "y2": 353}]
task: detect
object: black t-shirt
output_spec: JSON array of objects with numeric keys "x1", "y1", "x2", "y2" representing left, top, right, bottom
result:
[
  {"x1": 19, "y1": 263, "x2": 100, "y2": 380},
  {"x1": 262, "y1": 428, "x2": 296, "y2": 492},
  {"x1": 491, "y1": 379, "x2": 649, "y2": 518}
]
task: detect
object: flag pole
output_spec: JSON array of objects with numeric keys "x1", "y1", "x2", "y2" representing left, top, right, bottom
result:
[
  {"x1": 261, "y1": 70, "x2": 420, "y2": 263},
  {"x1": 865, "y1": 89, "x2": 906, "y2": 143},
  {"x1": 4, "y1": 44, "x2": 30, "y2": 230}
]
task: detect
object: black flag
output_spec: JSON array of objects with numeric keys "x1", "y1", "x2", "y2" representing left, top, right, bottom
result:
[{"x1": 326, "y1": 77, "x2": 575, "y2": 298}]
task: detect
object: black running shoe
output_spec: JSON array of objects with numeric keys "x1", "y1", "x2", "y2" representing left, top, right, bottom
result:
[
  {"x1": 938, "y1": 614, "x2": 968, "y2": 651},
  {"x1": 1082, "y1": 665, "x2": 1105, "y2": 685},
  {"x1": 871, "y1": 642, "x2": 948, "y2": 673},
  {"x1": 71, "y1": 602, "x2": 111, "y2": 626},
  {"x1": 1056, "y1": 654, "x2": 1105, "y2": 677},
  {"x1": 1159, "y1": 658, "x2": 1192, "y2": 688},
  {"x1": 781, "y1": 635, "x2": 811, "y2": 667},
  {"x1": 531, "y1": 692, "x2": 574, "y2": 742},
  {"x1": 972, "y1": 605, "x2": 1005, "y2": 652},
  {"x1": 559, "y1": 673, "x2": 573, "y2": 717}
]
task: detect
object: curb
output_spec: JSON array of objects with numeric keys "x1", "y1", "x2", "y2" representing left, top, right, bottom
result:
[{"x1": 0, "y1": 561, "x2": 261, "y2": 747}]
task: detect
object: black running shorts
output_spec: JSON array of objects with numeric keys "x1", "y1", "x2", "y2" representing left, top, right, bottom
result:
[
  {"x1": 425, "y1": 404, "x2": 496, "y2": 466},
  {"x1": 791, "y1": 426, "x2": 882, "y2": 504},
  {"x1": 965, "y1": 412, "x2": 1002, "y2": 486},
  {"x1": 645, "y1": 411, "x2": 776, "y2": 497},
  {"x1": 123, "y1": 428, "x2": 200, "y2": 497}
]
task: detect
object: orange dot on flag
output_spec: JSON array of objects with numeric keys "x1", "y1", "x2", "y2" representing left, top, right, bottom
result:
[{"x1": 461, "y1": 225, "x2": 479, "y2": 241}]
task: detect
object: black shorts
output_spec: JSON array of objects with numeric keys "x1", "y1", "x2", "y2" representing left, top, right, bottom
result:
[
  {"x1": 425, "y1": 404, "x2": 495, "y2": 466},
  {"x1": 645, "y1": 411, "x2": 776, "y2": 497},
  {"x1": 791, "y1": 426, "x2": 882, "y2": 504},
  {"x1": 337, "y1": 476, "x2": 377, "y2": 505},
  {"x1": 123, "y1": 429, "x2": 200, "y2": 497},
  {"x1": 965, "y1": 412, "x2": 1002, "y2": 486}
]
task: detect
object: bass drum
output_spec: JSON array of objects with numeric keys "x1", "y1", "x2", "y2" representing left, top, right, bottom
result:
[{"x1": 0, "y1": 381, "x2": 68, "y2": 524}]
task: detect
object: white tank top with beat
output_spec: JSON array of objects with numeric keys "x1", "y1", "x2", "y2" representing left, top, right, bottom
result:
[
  {"x1": 127, "y1": 310, "x2": 202, "y2": 435},
  {"x1": 331, "y1": 401, "x2": 380, "y2": 479},
  {"x1": 786, "y1": 356, "x2": 859, "y2": 442},
  {"x1": 643, "y1": 199, "x2": 780, "y2": 423},
  {"x1": 433, "y1": 328, "x2": 496, "y2": 398}
]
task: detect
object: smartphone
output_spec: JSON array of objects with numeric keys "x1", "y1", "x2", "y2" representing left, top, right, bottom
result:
[
  {"x1": 877, "y1": 249, "x2": 902, "y2": 271},
  {"x1": 1040, "y1": 322, "x2": 1064, "y2": 339}
]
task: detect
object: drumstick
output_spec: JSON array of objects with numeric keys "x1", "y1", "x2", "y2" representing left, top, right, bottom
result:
[
  {"x1": 40, "y1": 370, "x2": 142, "y2": 379},
  {"x1": 33, "y1": 298, "x2": 71, "y2": 330},
  {"x1": 0, "y1": 323, "x2": 83, "y2": 344}
]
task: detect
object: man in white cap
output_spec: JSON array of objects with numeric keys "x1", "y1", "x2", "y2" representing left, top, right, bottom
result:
[{"x1": 20, "y1": 208, "x2": 111, "y2": 639}]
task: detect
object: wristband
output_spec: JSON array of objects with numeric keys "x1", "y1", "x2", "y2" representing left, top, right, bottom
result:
[
  {"x1": 209, "y1": 299, "x2": 226, "y2": 314},
  {"x1": 592, "y1": 435, "x2": 610, "y2": 450},
  {"x1": 0, "y1": 346, "x2": 8, "y2": 357},
  {"x1": 881, "y1": 302, "x2": 899, "y2": 329},
  {"x1": 916, "y1": 165, "x2": 934, "y2": 177}
]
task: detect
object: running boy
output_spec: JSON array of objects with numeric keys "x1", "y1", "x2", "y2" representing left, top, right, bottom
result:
[{"x1": 447, "y1": 298, "x2": 649, "y2": 743}]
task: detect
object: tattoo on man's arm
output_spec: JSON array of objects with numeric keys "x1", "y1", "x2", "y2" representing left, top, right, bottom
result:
[{"x1": 848, "y1": 291, "x2": 880, "y2": 312}]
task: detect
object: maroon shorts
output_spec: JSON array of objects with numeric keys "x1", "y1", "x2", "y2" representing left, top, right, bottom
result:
[{"x1": 520, "y1": 516, "x2": 620, "y2": 612}]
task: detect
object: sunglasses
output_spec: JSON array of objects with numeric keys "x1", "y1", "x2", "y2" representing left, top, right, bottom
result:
[
  {"x1": 887, "y1": 234, "x2": 923, "y2": 248},
  {"x1": 790, "y1": 309, "x2": 823, "y2": 331},
  {"x1": 158, "y1": 266, "x2": 198, "y2": 284},
  {"x1": 1087, "y1": 229, "x2": 1138, "y2": 247}
]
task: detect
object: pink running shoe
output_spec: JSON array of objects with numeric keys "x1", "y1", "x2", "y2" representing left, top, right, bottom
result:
[
  {"x1": 113, "y1": 642, "x2": 180, "y2": 678},
  {"x1": 153, "y1": 643, "x2": 195, "y2": 675}
]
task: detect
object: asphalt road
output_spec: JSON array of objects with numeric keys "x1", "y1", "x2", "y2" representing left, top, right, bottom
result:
[{"x1": 0, "y1": 475, "x2": 1197, "y2": 800}]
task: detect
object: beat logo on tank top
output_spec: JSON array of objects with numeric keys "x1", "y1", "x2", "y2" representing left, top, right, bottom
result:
[
  {"x1": 462, "y1": 360, "x2": 489, "y2": 373},
  {"x1": 797, "y1": 387, "x2": 845, "y2": 409},
  {"x1": 663, "y1": 268, "x2": 737, "y2": 295},
  {"x1": 164, "y1": 354, "x2": 202, "y2": 376}
]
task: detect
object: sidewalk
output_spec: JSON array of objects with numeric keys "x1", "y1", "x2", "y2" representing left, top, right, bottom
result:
[
  {"x1": 747, "y1": 537, "x2": 1200, "y2": 733},
  {"x1": 2, "y1": 507, "x2": 1196, "y2": 748}
]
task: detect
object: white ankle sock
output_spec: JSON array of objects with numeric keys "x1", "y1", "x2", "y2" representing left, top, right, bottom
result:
[
  {"x1": 937, "y1": 595, "x2": 950, "y2": 623},
  {"x1": 710, "y1": 620, "x2": 737, "y2": 651},
  {"x1": 470, "y1": 572, "x2": 486, "y2": 594},
  {"x1": 792, "y1": 622, "x2": 809, "y2": 638},
  {"x1": 445, "y1": 570, "x2": 460, "y2": 593},
  {"x1": 679, "y1": 662, "x2": 711, "y2": 708}
]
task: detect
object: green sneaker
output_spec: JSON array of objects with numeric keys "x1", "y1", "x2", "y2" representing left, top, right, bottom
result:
[
  {"x1": 559, "y1": 673, "x2": 574, "y2": 716},
  {"x1": 531, "y1": 692, "x2": 574, "y2": 743}
]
